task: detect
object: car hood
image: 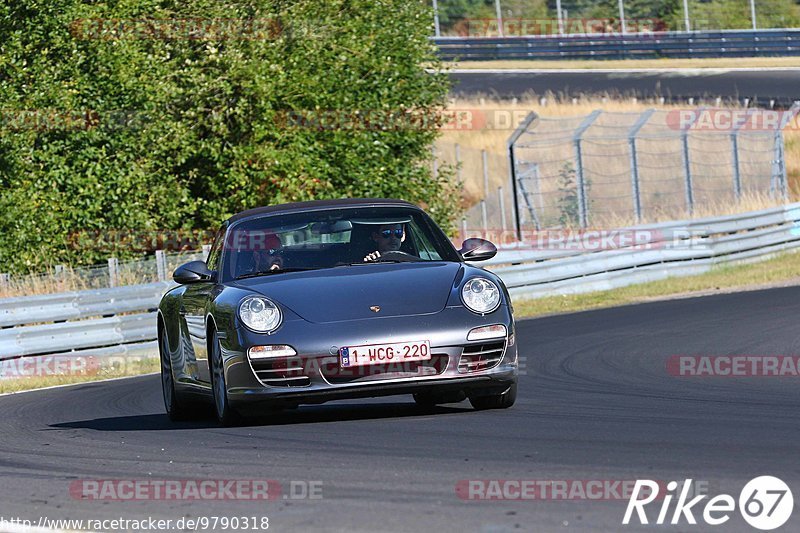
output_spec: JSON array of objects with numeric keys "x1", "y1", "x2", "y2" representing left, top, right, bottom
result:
[{"x1": 232, "y1": 262, "x2": 462, "y2": 324}]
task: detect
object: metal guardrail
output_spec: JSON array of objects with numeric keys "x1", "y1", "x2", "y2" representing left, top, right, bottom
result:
[
  {"x1": 487, "y1": 202, "x2": 800, "y2": 298},
  {"x1": 1, "y1": 202, "x2": 799, "y2": 366},
  {"x1": 433, "y1": 29, "x2": 800, "y2": 60}
]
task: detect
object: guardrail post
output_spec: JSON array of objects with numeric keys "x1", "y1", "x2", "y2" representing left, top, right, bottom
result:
[
  {"x1": 202, "y1": 244, "x2": 212, "y2": 261},
  {"x1": 108, "y1": 258, "x2": 119, "y2": 288},
  {"x1": 507, "y1": 112, "x2": 539, "y2": 239},
  {"x1": 498, "y1": 186, "x2": 507, "y2": 232},
  {"x1": 628, "y1": 109, "x2": 654, "y2": 223},
  {"x1": 573, "y1": 110, "x2": 602, "y2": 228},
  {"x1": 155, "y1": 250, "x2": 167, "y2": 282}
]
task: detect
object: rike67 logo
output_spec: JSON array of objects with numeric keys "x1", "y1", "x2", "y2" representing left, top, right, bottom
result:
[{"x1": 623, "y1": 477, "x2": 793, "y2": 530}]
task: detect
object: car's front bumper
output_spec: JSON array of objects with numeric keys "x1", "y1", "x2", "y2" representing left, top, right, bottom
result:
[{"x1": 219, "y1": 305, "x2": 518, "y2": 407}]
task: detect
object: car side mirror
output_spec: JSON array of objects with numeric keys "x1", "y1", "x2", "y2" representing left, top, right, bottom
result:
[
  {"x1": 173, "y1": 260, "x2": 214, "y2": 284},
  {"x1": 459, "y1": 238, "x2": 497, "y2": 262}
]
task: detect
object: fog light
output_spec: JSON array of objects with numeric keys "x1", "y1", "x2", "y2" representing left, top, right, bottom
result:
[
  {"x1": 248, "y1": 345, "x2": 297, "y2": 359},
  {"x1": 467, "y1": 324, "x2": 507, "y2": 341}
]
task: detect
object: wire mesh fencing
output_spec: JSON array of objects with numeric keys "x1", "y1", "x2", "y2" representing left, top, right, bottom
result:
[
  {"x1": 508, "y1": 106, "x2": 798, "y2": 231},
  {"x1": 0, "y1": 249, "x2": 207, "y2": 298}
]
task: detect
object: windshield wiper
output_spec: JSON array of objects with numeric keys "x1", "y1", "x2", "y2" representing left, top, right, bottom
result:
[{"x1": 235, "y1": 267, "x2": 319, "y2": 280}]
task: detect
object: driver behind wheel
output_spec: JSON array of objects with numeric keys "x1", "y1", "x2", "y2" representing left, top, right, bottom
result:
[{"x1": 363, "y1": 223, "x2": 407, "y2": 262}]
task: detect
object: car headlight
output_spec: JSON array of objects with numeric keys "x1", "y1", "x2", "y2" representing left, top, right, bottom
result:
[
  {"x1": 461, "y1": 277, "x2": 501, "y2": 314},
  {"x1": 239, "y1": 296, "x2": 282, "y2": 333}
]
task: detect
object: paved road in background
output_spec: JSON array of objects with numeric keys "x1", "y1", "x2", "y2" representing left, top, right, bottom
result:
[
  {"x1": 449, "y1": 69, "x2": 800, "y2": 105},
  {"x1": 2, "y1": 286, "x2": 800, "y2": 532}
]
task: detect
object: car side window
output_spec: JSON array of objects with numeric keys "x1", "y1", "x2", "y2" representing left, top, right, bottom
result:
[
  {"x1": 206, "y1": 225, "x2": 226, "y2": 272},
  {"x1": 409, "y1": 224, "x2": 442, "y2": 260}
]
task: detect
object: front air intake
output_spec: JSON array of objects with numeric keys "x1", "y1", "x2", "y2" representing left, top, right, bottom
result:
[{"x1": 458, "y1": 341, "x2": 506, "y2": 373}]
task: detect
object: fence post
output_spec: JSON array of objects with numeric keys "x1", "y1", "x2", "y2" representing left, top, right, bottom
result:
[
  {"x1": 202, "y1": 244, "x2": 212, "y2": 261},
  {"x1": 731, "y1": 132, "x2": 742, "y2": 201},
  {"x1": 498, "y1": 186, "x2": 507, "y2": 232},
  {"x1": 772, "y1": 103, "x2": 800, "y2": 200},
  {"x1": 454, "y1": 143, "x2": 462, "y2": 184},
  {"x1": 481, "y1": 149, "x2": 490, "y2": 200},
  {"x1": 461, "y1": 218, "x2": 467, "y2": 242},
  {"x1": 507, "y1": 112, "x2": 538, "y2": 240},
  {"x1": 108, "y1": 257, "x2": 119, "y2": 288},
  {"x1": 573, "y1": 110, "x2": 602, "y2": 228},
  {"x1": 627, "y1": 109, "x2": 654, "y2": 223},
  {"x1": 432, "y1": 145, "x2": 438, "y2": 180},
  {"x1": 0, "y1": 273, "x2": 8, "y2": 291},
  {"x1": 480, "y1": 200, "x2": 488, "y2": 233},
  {"x1": 680, "y1": 108, "x2": 704, "y2": 216},
  {"x1": 156, "y1": 249, "x2": 167, "y2": 282}
]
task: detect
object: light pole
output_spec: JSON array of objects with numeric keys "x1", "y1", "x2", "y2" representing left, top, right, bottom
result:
[
  {"x1": 556, "y1": 0, "x2": 564, "y2": 35},
  {"x1": 682, "y1": 0, "x2": 691, "y2": 31},
  {"x1": 432, "y1": 0, "x2": 440, "y2": 37},
  {"x1": 495, "y1": 0, "x2": 504, "y2": 37}
]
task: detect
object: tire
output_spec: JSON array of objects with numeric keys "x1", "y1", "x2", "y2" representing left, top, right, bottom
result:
[
  {"x1": 413, "y1": 390, "x2": 466, "y2": 407},
  {"x1": 159, "y1": 326, "x2": 193, "y2": 422},
  {"x1": 210, "y1": 330, "x2": 243, "y2": 427},
  {"x1": 468, "y1": 382, "x2": 517, "y2": 410}
]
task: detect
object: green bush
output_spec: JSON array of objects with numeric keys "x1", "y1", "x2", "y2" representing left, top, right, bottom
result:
[{"x1": 0, "y1": 0, "x2": 459, "y2": 273}]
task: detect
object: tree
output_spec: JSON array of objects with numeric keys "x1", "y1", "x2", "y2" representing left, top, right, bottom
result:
[{"x1": 0, "y1": 0, "x2": 460, "y2": 272}]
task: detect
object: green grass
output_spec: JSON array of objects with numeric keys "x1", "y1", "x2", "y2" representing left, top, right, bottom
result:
[{"x1": 513, "y1": 251, "x2": 800, "y2": 319}]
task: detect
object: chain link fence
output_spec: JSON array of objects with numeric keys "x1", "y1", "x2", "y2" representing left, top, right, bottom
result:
[
  {"x1": 432, "y1": 0, "x2": 800, "y2": 36},
  {"x1": 507, "y1": 107, "x2": 798, "y2": 231},
  {"x1": 0, "y1": 250, "x2": 207, "y2": 298}
]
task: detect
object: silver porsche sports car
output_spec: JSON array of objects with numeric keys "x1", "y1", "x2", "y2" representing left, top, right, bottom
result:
[{"x1": 158, "y1": 198, "x2": 518, "y2": 425}]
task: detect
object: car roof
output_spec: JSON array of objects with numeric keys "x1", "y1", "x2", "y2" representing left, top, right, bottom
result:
[{"x1": 226, "y1": 198, "x2": 421, "y2": 224}]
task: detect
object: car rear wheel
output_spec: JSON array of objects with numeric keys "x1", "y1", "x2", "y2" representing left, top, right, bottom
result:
[
  {"x1": 160, "y1": 327, "x2": 193, "y2": 421},
  {"x1": 468, "y1": 382, "x2": 517, "y2": 410},
  {"x1": 413, "y1": 390, "x2": 466, "y2": 407},
  {"x1": 210, "y1": 331, "x2": 242, "y2": 427}
]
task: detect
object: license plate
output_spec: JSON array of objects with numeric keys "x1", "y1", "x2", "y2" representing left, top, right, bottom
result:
[{"x1": 339, "y1": 340, "x2": 431, "y2": 368}]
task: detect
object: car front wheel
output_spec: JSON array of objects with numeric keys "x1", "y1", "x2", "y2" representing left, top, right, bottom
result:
[
  {"x1": 468, "y1": 382, "x2": 517, "y2": 410},
  {"x1": 160, "y1": 327, "x2": 193, "y2": 421},
  {"x1": 210, "y1": 331, "x2": 242, "y2": 427}
]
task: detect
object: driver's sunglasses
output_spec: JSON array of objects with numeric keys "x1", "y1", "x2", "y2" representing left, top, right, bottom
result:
[{"x1": 379, "y1": 229, "x2": 404, "y2": 239}]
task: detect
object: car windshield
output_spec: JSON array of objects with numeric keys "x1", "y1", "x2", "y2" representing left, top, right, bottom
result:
[{"x1": 221, "y1": 206, "x2": 460, "y2": 281}]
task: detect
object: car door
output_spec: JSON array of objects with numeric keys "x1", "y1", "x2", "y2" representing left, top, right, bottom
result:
[{"x1": 181, "y1": 225, "x2": 226, "y2": 385}]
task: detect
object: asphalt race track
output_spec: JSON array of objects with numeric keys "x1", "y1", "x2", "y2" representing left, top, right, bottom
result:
[
  {"x1": 449, "y1": 69, "x2": 800, "y2": 105},
  {"x1": 2, "y1": 286, "x2": 800, "y2": 532}
]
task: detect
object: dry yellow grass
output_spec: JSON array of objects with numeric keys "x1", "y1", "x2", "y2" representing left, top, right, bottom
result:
[
  {"x1": 438, "y1": 95, "x2": 800, "y2": 227},
  {"x1": 513, "y1": 249, "x2": 800, "y2": 319},
  {"x1": 0, "y1": 356, "x2": 159, "y2": 394},
  {"x1": 0, "y1": 251, "x2": 202, "y2": 299},
  {"x1": 445, "y1": 57, "x2": 800, "y2": 70}
]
